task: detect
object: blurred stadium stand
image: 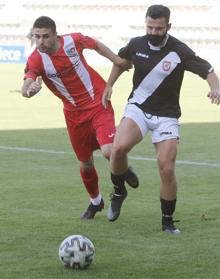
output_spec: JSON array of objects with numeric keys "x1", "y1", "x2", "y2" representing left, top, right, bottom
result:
[{"x1": 0, "y1": 0, "x2": 219, "y2": 67}]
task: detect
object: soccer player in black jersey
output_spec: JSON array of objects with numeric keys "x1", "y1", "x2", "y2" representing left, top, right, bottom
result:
[{"x1": 102, "y1": 4, "x2": 220, "y2": 234}]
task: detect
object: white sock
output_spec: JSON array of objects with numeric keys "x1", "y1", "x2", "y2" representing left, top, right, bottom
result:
[{"x1": 90, "y1": 193, "x2": 102, "y2": 205}]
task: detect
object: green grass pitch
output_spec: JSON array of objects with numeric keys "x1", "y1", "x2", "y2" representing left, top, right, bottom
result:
[{"x1": 0, "y1": 64, "x2": 220, "y2": 279}]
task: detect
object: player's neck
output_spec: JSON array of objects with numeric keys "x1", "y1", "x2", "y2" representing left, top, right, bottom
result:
[{"x1": 48, "y1": 37, "x2": 61, "y2": 54}]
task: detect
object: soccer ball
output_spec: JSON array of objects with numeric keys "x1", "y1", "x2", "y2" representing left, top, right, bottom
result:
[{"x1": 58, "y1": 235, "x2": 95, "y2": 269}]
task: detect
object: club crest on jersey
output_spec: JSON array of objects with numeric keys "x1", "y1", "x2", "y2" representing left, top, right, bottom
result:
[
  {"x1": 65, "y1": 47, "x2": 76, "y2": 57},
  {"x1": 162, "y1": 61, "x2": 171, "y2": 71}
]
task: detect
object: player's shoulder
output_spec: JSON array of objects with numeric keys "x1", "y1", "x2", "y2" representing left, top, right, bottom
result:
[
  {"x1": 62, "y1": 32, "x2": 85, "y2": 41},
  {"x1": 127, "y1": 35, "x2": 147, "y2": 47},
  {"x1": 167, "y1": 35, "x2": 193, "y2": 53},
  {"x1": 26, "y1": 48, "x2": 42, "y2": 70},
  {"x1": 28, "y1": 47, "x2": 40, "y2": 61},
  {"x1": 130, "y1": 35, "x2": 147, "y2": 43}
]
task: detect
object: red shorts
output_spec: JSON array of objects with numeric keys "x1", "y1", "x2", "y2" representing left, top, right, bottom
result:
[{"x1": 64, "y1": 103, "x2": 116, "y2": 162}]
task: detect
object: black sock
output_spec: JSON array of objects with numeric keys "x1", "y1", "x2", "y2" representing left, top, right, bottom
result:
[
  {"x1": 160, "y1": 198, "x2": 176, "y2": 223},
  {"x1": 111, "y1": 172, "x2": 127, "y2": 195}
]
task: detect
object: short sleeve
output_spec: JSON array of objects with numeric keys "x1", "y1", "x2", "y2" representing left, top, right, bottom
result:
[
  {"x1": 118, "y1": 39, "x2": 133, "y2": 60},
  {"x1": 179, "y1": 43, "x2": 213, "y2": 79},
  {"x1": 24, "y1": 52, "x2": 41, "y2": 80},
  {"x1": 73, "y1": 33, "x2": 98, "y2": 50}
]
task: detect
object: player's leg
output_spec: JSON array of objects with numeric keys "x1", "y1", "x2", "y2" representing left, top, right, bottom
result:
[
  {"x1": 64, "y1": 109, "x2": 103, "y2": 219},
  {"x1": 153, "y1": 117, "x2": 180, "y2": 234},
  {"x1": 108, "y1": 116, "x2": 143, "y2": 221},
  {"x1": 94, "y1": 103, "x2": 139, "y2": 188},
  {"x1": 79, "y1": 156, "x2": 104, "y2": 219},
  {"x1": 100, "y1": 142, "x2": 139, "y2": 188}
]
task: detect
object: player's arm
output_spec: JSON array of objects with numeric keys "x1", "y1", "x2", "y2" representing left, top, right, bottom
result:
[
  {"x1": 206, "y1": 72, "x2": 220, "y2": 105},
  {"x1": 21, "y1": 77, "x2": 42, "y2": 98},
  {"x1": 102, "y1": 62, "x2": 129, "y2": 108},
  {"x1": 96, "y1": 40, "x2": 131, "y2": 70}
]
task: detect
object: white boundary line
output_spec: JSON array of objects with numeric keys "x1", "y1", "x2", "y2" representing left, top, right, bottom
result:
[{"x1": 1, "y1": 145, "x2": 220, "y2": 168}]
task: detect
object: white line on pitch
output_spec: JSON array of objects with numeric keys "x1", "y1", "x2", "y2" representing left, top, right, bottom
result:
[{"x1": 0, "y1": 145, "x2": 220, "y2": 168}]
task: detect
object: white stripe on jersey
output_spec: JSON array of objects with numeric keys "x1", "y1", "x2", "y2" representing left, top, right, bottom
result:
[
  {"x1": 39, "y1": 52, "x2": 76, "y2": 106},
  {"x1": 129, "y1": 51, "x2": 181, "y2": 104},
  {"x1": 63, "y1": 35, "x2": 94, "y2": 100}
]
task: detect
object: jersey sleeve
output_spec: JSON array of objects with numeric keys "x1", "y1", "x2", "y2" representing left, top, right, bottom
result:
[
  {"x1": 24, "y1": 51, "x2": 42, "y2": 80},
  {"x1": 180, "y1": 44, "x2": 213, "y2": 79},
  {"x1": 118, "y1": 37, "x2": 141, "y2": 60},
  {"x1": 73, "y1": 33, "x2": 98, "y2": 50},
  {"x1": 118, "y1": 38, "x2": 135, "y2": 60}
]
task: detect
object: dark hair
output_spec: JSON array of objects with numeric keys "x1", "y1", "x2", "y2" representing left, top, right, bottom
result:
[
  {"x1": 146, "y1": 5, "x2": 170, "y2": 23},
  {"x1": 33, "y1": 16, "x2": 56, "y2": 33}
]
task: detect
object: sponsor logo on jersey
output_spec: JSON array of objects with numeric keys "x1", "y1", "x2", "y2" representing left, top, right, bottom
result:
[
  {"x1": 136, "y1": 52, "x2": 149, "y2": 59},
  {"x1": 162, "y1": 61, "x2": 171, "y2": 71},
  {"x1": 47, "y1": 66, "x2": 73, "y2": 78}
]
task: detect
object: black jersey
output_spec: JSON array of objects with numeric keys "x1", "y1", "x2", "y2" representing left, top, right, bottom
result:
[{"x1": 118, "y1": 34, "x2": 213, "y2": 118}]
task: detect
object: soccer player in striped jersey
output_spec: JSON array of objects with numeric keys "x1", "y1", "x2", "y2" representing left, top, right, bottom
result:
[
  {"x1": 102, "y1": 5, "x2": 220, "y2": 233},
  {"x1": 21, "y1": 16, "x2": 139, "y2": 220}
]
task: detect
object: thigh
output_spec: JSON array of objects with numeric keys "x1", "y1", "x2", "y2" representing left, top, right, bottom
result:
[
  {"x1": 92, "y1": 103, "x2": 116, "y2": 147},
  {"x1": 114, "y1": 117, "x2": 143, "y2": 152},
  {"x1": 155, "y1": 139, "x2": 178, "y2": 166},
  {"x1": 64, "y1": 110, "x2": 99, "y2": 161},
  {"x1": 123, "y1": 104, "x2": 149, "y2": 138}
]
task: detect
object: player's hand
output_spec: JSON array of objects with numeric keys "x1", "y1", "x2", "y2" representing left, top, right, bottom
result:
[
  {"x1": 207, "y1": 90, "x2": 220, "y2": 105},
  {"x1": 27, "y1": 77, "x2": 42, "y2": 97},
  {"x1": 102, "y1": 85, "x2": 113, "y2": 109}
]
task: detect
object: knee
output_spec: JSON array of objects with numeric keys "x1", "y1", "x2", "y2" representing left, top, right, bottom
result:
[
  {"x1": 112, "y1": 143, "x2": 128, "y2": 158},
  {"x1": 101, "y1": 145, "x2": 112, "y2": 160},
  {"x1": 102, "y1": 149, "x2": 111, "y2": 160},
  {"x1": 158, "y1": 160, "x2": 175, "y2": 178},
  {"x1": 80, "y1": 159, "x2": 94, "y2": 172}
]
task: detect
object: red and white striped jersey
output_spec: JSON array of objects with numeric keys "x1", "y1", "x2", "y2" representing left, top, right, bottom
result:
[{"x1": 24, "y1": 33, "x2": 106, "y2": 111}]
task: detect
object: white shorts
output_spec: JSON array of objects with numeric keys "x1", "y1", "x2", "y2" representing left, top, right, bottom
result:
[{"x1": 123, "y1": 104, "x2": 180, "y2": 143}]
